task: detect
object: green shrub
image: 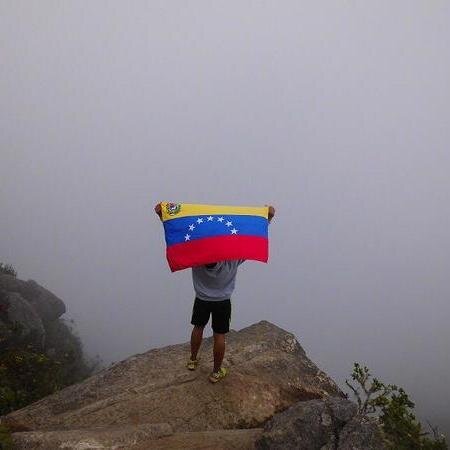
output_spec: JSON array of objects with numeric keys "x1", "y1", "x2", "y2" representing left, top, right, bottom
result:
[
  {"x1": 0, "y1": 343, "x2": 63, "y2": 415},
  {"x1": 44, "y1": 318, "x2": 99, "y2": 384},
  {"x1": 0, "y1": 424, "x2": 14, "y2": 450},
  {"x1": 346, "y1": 363, "x2": 447, "y2": 449},
  {"x1": 0, "y1": 318, "x2": 99, "y2": 416}
]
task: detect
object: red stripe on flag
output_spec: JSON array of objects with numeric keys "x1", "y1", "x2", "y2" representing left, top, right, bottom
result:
[{"x1": 166, "y1": 235, "x2": 268, "y2": 272}]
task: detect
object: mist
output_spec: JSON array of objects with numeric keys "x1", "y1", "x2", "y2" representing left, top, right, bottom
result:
[{"x1": 1, "y1": 0, "x2": 449, "y2": 437}]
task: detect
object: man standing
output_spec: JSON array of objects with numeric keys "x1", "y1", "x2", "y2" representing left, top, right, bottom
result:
[{"x1": 155, "y1": 203, "x2": 275, "y2": 383}]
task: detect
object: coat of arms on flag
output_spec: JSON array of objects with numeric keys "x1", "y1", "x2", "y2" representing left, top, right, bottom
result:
[{"x1": 158, "y1": 202, "x2": 270, "y2": 272}]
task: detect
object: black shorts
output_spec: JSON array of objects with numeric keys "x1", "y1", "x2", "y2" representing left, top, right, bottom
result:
[{"x1": 191, "y1": 298, "x2": 231, "y2": 334}]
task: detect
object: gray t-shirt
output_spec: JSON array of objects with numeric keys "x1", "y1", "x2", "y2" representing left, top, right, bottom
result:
[{"x1": 192, "y1": 260, "x2": 245, "y2": 301}]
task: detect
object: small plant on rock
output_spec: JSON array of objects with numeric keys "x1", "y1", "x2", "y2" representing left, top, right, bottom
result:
[{"x1": 346, "y1": 363, "x2": 447, "y2": 449}]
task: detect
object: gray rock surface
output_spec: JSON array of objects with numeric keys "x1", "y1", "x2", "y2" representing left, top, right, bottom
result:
[
  {"x1": 12, "y1": 426, "x2": 263, "y2": 450},
  {"x1": 255, "y1": 397, "x2": 387, "y2": 450},
  {"x1": 255, "y1": 397, "x2": 356, "y2": 449},
  {"x1": 338, "y1": 415, "x2": 387, "y2": 450},
  {"x1": 25, "y1": 279, "x2": 66, "y2": 322},
  {"x1": 0, "y1": 291, "x2": 45, "y2": 345},
  {"x1": 11, "y1": 423, "x2": 174, "y2": 449},
  {"x1": 0, "y1": 274, "x2": 65, "y2": 323},
  {"x1": 135, "y1": 428, "x2": 264, "y2": 450}
]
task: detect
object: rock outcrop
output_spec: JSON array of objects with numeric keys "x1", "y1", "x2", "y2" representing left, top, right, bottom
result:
[
  {"x1": 0, "y1": 273, "x2": 66, "y2": 347},
  {"x1": 0, "y1": 291, "x2": 46, "y2": 346},
  {"x1": 2, "y1": 320, "x2": 386, "y2": 449},
  {"x1": 255, "y1": 397, "x2": 386, "y2": 449},
  {"x1": 0, "y1": 273, "x2": 94, "y2": 398}
]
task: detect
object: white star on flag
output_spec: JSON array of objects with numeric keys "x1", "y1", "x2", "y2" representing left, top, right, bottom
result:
[
  {"x1": 184, "y1": 234, "x2": 191, "y2": 241},
  {"x1": 217, "y1": 217, "x2": 224, "y2": 222},
  {"x1": 188, "y1": 224, "x2": 195, "y2": 231},
  {"x1": 231, "y1": 228, "x2": 238, "y2": 234},
  {"x1": 207, "y1": 216, "x2": 214, "y2": 221},
  {"x1": 197, "y1": 218, "x2": 203, "y2": 224},
  {"x1": 226, "y1": 221, "x2": 233, "y2": 227}
]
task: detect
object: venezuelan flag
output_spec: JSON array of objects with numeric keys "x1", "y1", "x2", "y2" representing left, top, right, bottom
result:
[{"x1": 160, "y1": 202, "x2": 269, "y2": 272}]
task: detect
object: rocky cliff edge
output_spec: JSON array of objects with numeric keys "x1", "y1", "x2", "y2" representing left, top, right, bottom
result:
[{"x1": 2, "y1": 320, "x2": 386, "y2": 449}]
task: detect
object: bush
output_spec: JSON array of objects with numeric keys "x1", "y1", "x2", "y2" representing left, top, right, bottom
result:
[
  {"x1": 0, "y1": 263, "x2": 16, "y2": 278},
  {"x1": 346, "y1": 363, "x2": 447, "y2": 449},
  {"x1": 0, "y1": 340, "x2": 64, "y2": 415},
  {"x1": 45, "y1": 318, "x2": 102, "y2": 383},
  {"x1": 0, "y1": 318, "x2": 100, "y2": 416},
  {"x1": 0, "y1": 424, "x2": 14, "y2": 450}
]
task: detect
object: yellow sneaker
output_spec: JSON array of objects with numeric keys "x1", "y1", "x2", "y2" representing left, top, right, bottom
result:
[
  {"x1": 187, "y1": 358, "x2": 199, "y2": 371},
  {"x1": 209, "y1": 367, "x2": 228, "y2": 383}
]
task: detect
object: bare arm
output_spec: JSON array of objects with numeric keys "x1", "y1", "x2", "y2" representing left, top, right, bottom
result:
[
  {"x1": 268, "y1": 205, "x2": 275, "y2": 223},
  {"x1": 154, "y1": 203, "x2": 162, "y2": 221}
]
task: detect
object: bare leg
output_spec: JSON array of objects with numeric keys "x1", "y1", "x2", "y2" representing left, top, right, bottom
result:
[
  {"x1": 213, "y1": 333, "x2": 225, "y2": 372},
  {"x1": 190, "y1": 325, "x2": 204, "y2": 360}
]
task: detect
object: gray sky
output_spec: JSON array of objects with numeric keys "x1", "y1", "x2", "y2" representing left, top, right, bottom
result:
[{"x1": 1, "y1": 0, "x2": 449, "y2": 436}]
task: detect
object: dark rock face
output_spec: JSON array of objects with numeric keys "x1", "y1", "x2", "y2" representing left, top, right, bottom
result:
[
  {"x1": 338, "y1": 415, "x2": 387, "y2": 450},
  {"x1": 255, "y1": 397, "x2": 386, "y2": 450},
  {"x1": 1, "y1": 273, "x2": 93, "y2": 410},
  {"x1": 0, "y1": 274, "x2": 66, "y2": 350},
  {"x1": 256, "y1": 397, "x2": 356, "y2": 449},
  {"x1": 23, "y1": 279, "x2": 66, "y2": 322},
  {"x1": 0, "y1": 292, "x2": 45, "y2": 346},
  {"x1": 0, "y1": 274, "x2": 66, "y2": 323}
]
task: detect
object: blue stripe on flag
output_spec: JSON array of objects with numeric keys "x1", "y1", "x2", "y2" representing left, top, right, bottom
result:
[{"x1": 163, "y1": 214, "x2": 268, "y2": 246}]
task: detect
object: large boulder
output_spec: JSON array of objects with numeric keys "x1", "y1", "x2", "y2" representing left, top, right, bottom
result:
[
  {"x1": 0, "y1": 274, "x2": 65, "y2": 323},
  {"x1": 0, "y1": 291, "x2": 45, "y2": 346},
  {"x1": 338, "y1": 415, "x2": 387, "y2": 450},
  {"x1": 255, "y1": 397, "x2": 386, "y2": 449}
]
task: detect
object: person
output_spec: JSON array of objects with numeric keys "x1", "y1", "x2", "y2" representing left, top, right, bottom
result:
[{"x1": 154, "y1": 203, "x2": 275, "y2": 383}]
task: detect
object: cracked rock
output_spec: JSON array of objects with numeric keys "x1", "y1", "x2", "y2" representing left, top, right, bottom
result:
[{"x1": 255, "y1": 397, "x2": 386, "y2": 450}]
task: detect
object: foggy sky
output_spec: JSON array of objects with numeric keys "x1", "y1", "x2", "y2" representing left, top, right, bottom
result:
[{"x1": 1, "y1": 0, "x2": 449, "y2": 436}]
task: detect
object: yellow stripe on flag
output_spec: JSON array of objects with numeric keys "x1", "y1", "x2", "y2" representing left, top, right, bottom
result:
[{"x1": 161, "y1": 202, "x2": 268, "y2": 222}]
